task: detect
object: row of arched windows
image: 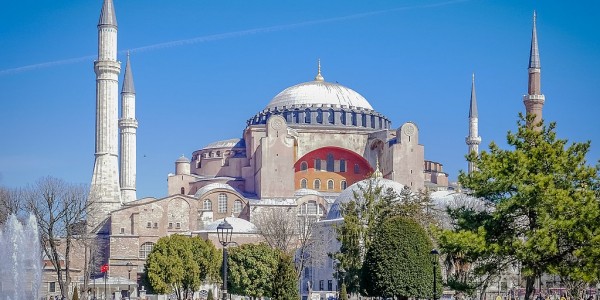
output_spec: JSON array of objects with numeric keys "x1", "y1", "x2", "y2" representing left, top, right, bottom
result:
[
  {"x1": 299, "y1": 156, "x2": 357, "y2": 173},
  {"x1": 300, "y1": 178, "x2": 347, "y2": 190},
  {"x1": 202, "y1": 193, "x2": 244, "y2": 214}
]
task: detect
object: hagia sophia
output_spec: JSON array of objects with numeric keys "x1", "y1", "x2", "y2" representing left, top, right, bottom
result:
[{"x1": 44, "y1": 0, "x2": 545, "y2": 299}]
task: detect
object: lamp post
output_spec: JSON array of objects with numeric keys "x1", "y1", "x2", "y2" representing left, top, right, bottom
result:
[
  {"x1": 430, "y1": 249, "x2": 440, "y2": 300},
  {"x1": 217, "y1": 219, "x2": 234, "y2": 300},
  {"x1": 126, "y1": 262, "x2": 133, "y2": 299}
]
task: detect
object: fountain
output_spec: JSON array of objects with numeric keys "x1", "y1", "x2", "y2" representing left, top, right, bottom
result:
[{"x1": 0, "y1": 214, "x2": 42, "y2": 300}]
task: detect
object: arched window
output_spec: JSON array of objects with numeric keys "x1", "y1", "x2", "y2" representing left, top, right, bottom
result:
[
  {"x1": 316, "y1": 109, "x2": 323, "y2": 124},
  {"x1": 305, "y1": 109, "x2": 311, "y2": 123},
  {"x1": 314, "y1": 179, "x2": 321, "y2": 190},
  {"x1": 216, "y1": 151, "x2": 221, "y2": 157},
  {"x1": 327, "y1": 179, "x2": 334, "y2": 190},
  {"x1": 139, "y1": 242, "x2": 155, "y2": 259},
  {"x1": 233, "y1": 200, "x2": 243, "y2": 214},
  {"x1": 328, "y1": 109, "x2": 334, "y2": 124},
  {"x1": 361, "y1": 113, "x2": 367, "y2": 127},
  {"x1": 341, "y1": 180, "x2": 347, "y2": 190},
  {"x1": 326, "y1": 153, "x2": 334, "y2": 171},
  {"x1": 300, "y1": 161, "x2": 308, "y2": 172},
  {"x1": 340, "y1": 159, "x2": 346, "y2": 172},
  {"x1": 203, "y1": 199, "x2": 212, "y2": 211},
  {"x1": 300, "y1": 178, "x2": 308, "y2": 189},
  {"x1": 340, "y1": 110, "x2": 346, "y2": 124},
  {"x1": 218, "y1": 193, "x2": 227, "y2": 213},
  {"x1": 351, "y1": 112, "x2": 357, "y2": 126},
  {"x1": 315, "y1": 159, "x2": 322, "y2": 171},
  {"x1": 180, "y1": 187, "x2": 185, "y2": 195},
  {"x1": 354, "y1": 163, "x2": 360, "y2": 174}
]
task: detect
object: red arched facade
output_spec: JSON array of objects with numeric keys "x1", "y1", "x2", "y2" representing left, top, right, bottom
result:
[{"x1": 294, "y1": 146, "x2": 373, "y2": 192}]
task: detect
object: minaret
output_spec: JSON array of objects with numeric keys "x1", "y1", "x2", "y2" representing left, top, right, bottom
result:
[
  {"x1": 119, "y1": 52, "x2": 138, "y2": 203},
  {"x1": 466, "y1": 73, "x2": 481, "y2": 173},
  {"x1": 523, "y1": 11, "x2": 545, "y2": 128},
  {"x1": 89, "y1": 0, "x2": 122, "y2": 232}
]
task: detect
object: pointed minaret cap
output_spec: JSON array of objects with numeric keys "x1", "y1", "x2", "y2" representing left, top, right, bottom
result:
[
  {"x1": 122, "y1": 52, "x2": 135, "y2": 94},
  {"x1": 314, "y1": 59, "x2": 324, "y2": 81},
  {"x1": 98, "y1": 0, "x2": 118, "y2": 27},
  {"x1": 371, "y1": 158, "x2": 383, "y2": 179},
  {"x1": 529, "y1": 11, "x2": 540, "y2": 69},
  {"x1": 469, "y1": 73, "x2": 478, "y2": 118}
]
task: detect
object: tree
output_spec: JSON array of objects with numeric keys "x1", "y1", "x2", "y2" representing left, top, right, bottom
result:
[
  {"x1": 72, "y1": 286, "x2": 79, "y2": 300},
  {"x1": 227, "y1": 243, "x2": 278, "y2": 299},
  {"x1": 334, "y1": 178, "x2": 436, "y2": 296},
  {"x1": 271, "y1": 252, "x2": 300, "y2": 300},
  {"x1": 339, "y1": 283, "x2": 348, "y2": 300},
  {"x1": 145, "y1": 235, "x2": 219, "y2": 300},
  {"x1": 25, "y1": 177, "x2": 89, "y2": 300},
  {"x1": 361, "y1": 216, "x2": 441, "y2": 299},
  {"x1": 207, "y1": 289, "x2": 214, "y2": 300},
  {"x1": 0, "y1": 186, "x2": 23, "y2": 224},
  {"x1": 440, "y1": 115, "x2": 600, "y2": 300},
  {"x1": 253, "y1": 207, "x2": 298, "y2": 253}
]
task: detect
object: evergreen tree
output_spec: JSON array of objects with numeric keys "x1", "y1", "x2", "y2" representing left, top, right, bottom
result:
[
  {"x1": 271, "y1": 252, "x2": 300, "y2": 300},
  {"x1": 72, "y1": 286, "x2": 79, "y2": 300},
  {"x1": 227, "y1": 243, "x2": 278, "y2": 299},
  {"x1": 207, "y1": 289, "x2": 214, "y2": 300},
  {"x1": 339, "y1": 283, "x2": 348, "y2": 300},
  {"x1": 362, "y1": 216, "x2": 440, "y2": 299},
  {"x1": 439, "y1": 115, "x2": 600, "y2": 300},
  {"x1": 145, "y1": 235, "x2": 219, "y2": 300}
]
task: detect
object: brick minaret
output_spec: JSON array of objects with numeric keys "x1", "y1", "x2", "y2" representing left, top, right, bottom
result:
[
  {"x1": 523, "y1": 11, "x2": 545, "y2": 128},
  {"x1": 89, "y1": 0, "x2": 122, "y2": 232}
]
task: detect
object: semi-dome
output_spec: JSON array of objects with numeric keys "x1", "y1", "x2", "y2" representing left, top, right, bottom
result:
[
  {"x1": 266, "y1": 80, "x2": 373, "y2": 111},
  {"x1": 203, "y1": 217, "x2": 258, "y2": 233},
  {"x1": 326, "y1": 177, "x2": 407, "y2": 220}
]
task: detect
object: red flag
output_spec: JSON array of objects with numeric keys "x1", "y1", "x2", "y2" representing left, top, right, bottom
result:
[{"x1": 100, "y1": 264, "x2": 109, "y2": 273}]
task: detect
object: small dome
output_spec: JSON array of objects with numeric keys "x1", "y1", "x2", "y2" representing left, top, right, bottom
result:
[
  {"x1": 202, "y1": 138, "x2": 245, "y2": 150},
  {"x1": 203, "y1": 217, "x2": 258, "y2": 233},
  {"x1": 294, "y1": 188, "x2": 323, "y2": 197},
  {"x1": 176, "y1": 155, "x2": 190, "y2": 163},
  {"x1": 326, "y1": 178, "x2": 407, "y2": 220},
  {"x1": 194, "y1": 183, "x2": 238, "y2": 198},
  {"x1": 265, "y1": 80, "x2": 373, "y2": 111}
]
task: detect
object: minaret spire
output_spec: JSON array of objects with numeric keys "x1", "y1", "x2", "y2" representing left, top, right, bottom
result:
[
  {"x1": 314, "y1": 59, "x2": 324, "y2": 81},
  {"x1": 119, "y1": 52, "x2": 138, "y2": 203},
  {"x1": 89, "y1": 0, "x2": 122, "y2": 232},
  {"x1": 523, "y1": 11, "x2": 545, "y2": 129},
  {"x1": 466, "y1": 73, "x2": 481, "y2": 174}
]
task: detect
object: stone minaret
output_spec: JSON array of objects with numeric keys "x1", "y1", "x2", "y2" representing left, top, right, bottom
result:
[
  {"x1": 119, "y1": 53, "x2": 138, "y2": 203},
  {"x1": 523, "y1": 11, "x2": 545, "y2": 128},
  {"x1": 466, "y1": 73, "x2": 481, "y2": 173},
  {"x1": 89, "y1": 0, "x2": 122, "y2": 232}
]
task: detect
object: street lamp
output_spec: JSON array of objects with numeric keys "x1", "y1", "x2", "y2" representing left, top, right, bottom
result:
[
  {"x1": 430, "y1": 249, "x2": 440, "y2": 300},
  {"x1": 217, "y1": 219, "x2": 234, "y2": 300},
  {"x1": 126, "y1": 262, "x2": 133, "y2": 299}
]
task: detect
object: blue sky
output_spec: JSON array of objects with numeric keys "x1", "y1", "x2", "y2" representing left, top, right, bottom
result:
[{"x1": 1, "y1": 0, "x2": 598, "y2": 198}]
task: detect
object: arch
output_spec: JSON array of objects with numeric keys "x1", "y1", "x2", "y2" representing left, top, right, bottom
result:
[
  {"x1": 180, "y1": 187, "x2": 185, "y2": 195},
  {"x1": 300, "y1": 178, "x2": 308, "y2": 189},
  {"x1": 139, "y1": 242, "x2": 155, "y2": 259},
  {"x1": 233, "y1": 200, "x2": 243, "y2": 214},
  {"x1": 304, "y1": 108, "x2": 311, "y2": 123},
  {"x1": 340, "y1": 159, "x2": 346, "y2": 172},
  {"x1": 341, "y1": 180, "x2": 347, "y2": 190},
  {"x1": 218, "y1": 193, "x2": 227, "y2": 213},
  {"x1": 327, "y1": 179, "x2": 334, "y2": 190},
  {"x1": 316, "y1": 109, "x2": 323, "y2": 124},
  {"x1": 328, "y1": 108, "x2": 334, "y2": 124},
  {"x1": 315, "y1": 158, "x2": 322, "y2": 171},
  {"x1": 300, "y1": 161, "x2": 308, "y2": 171},
  {"x1": 203, "y1": 199, "x2": 212, "y2": 210},
  {"x1": 326, "y1": 153, "x2": 334, "y2": 172},
  {"x1": 314, "y1": 179, "x2": 321, "y2": 190}
]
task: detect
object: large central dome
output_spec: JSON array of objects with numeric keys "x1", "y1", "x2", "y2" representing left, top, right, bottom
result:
[{"x1": 265, "y1": 67, "x2": 373, "y2": 111}]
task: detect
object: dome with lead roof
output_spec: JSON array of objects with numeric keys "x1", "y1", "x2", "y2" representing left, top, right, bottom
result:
[{"x1": 265, "y1": 62, "x2": 373, "y2": 111}]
